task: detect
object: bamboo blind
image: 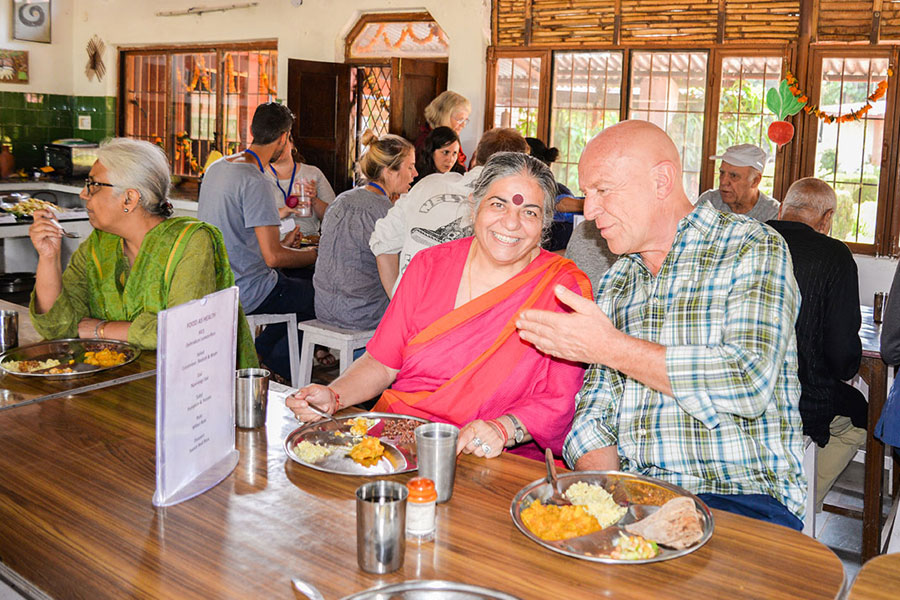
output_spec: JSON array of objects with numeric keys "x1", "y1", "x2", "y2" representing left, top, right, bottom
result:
[
  {"x1": 620, "y1": 0, "x2": 718, "y2": 43},
  {"x1": 495, "y1": 0, "x2": 529, "y2": 46},
  {"x1": 493, "y1": 0, "x2": 803, "y2": 47},
  {"x1": 531, "y1": 1, "x2": 617, "y2": 46},
  {"x1": 881, "y1": 0, "x2": 900, "y2": 39},
  {"x1": 723, "y1": 1, "x2": 800, "y2": 44},
  {"x1": 818, "y1": 1, "x2": 875, "y2": 41}
]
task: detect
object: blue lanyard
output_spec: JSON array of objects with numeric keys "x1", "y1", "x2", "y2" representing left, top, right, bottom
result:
[
  {"x1": 270, "y1": 162, "x2": 297, "y2": 203},
  {"x1": 244, "y1": 149, "x2": 264, "y2": 173},
  {"x1": 367, "y1": 182, "x2": 387, "y2": 197}
]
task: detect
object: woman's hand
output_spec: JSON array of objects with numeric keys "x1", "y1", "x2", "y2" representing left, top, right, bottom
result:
[
  {"x1": 29, "y1": 209, "x2": 63, "y2": 259},
  {"x1": 286, "y1": 384, "x2": 338, "y2": 421},
  {"x1": 78, "y1": 318, "x2": 103, "y2": 339},
  {"x1": 300, "y1": 178, "x2": 317, "y2": 200},
  {"x1": 457, "y1": 419, "x2": 504, "y2": 459}
]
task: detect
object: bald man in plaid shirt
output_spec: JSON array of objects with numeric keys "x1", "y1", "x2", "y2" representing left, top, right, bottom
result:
[{"x1": 517, "y1": 120, "x2": 806, "y2": 530}]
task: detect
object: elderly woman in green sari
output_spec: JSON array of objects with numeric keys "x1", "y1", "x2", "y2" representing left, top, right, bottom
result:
[{"x1": 28, "y1": 137, "x2": 257, "y2": 367}]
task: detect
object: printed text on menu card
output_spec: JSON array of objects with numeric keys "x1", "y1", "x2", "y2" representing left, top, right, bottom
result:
[{"x1": 155, "y1": 287, "x2": 237, "y2": 504}]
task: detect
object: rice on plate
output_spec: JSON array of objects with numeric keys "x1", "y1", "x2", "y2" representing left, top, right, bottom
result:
[{"x1": 565, "y1": 481, "x2": 628, "y2": 528}]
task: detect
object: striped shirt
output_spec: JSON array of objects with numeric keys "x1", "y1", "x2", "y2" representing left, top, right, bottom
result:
[{"x1": 563, "y1": 200, "x2": 806, "y2": 520}]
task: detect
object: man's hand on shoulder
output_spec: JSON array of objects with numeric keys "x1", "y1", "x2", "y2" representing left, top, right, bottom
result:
[{"x1": 515, "y1": 285, "x2": 618, "y2": 365}]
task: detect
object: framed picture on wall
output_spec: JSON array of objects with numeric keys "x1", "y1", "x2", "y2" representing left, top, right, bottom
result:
[
  {"x1": 0, "y1": 50, "x2": 30, "y2": 84},
  {"x1": 13, "y1": 0, "x2": 52, "y2": 44}
]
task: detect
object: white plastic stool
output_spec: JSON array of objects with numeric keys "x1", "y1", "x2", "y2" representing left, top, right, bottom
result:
[
  {"x1": 297, "y1": 319, "x2": 377, "y2": 386},
  {"x1": 802, "y1": 435, "x2": 818, "y2": 537},
  {"x1": 246, "y1": 313, "x2": 300, "y2": 388}
]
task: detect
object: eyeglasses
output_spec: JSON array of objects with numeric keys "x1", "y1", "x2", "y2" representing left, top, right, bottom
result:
[
  {"x1": 453, "y1": 117, "x2": 470, "y2": 127},
  {"x1": 83, "y1": 178, "x2": 115, "y2": 196}
]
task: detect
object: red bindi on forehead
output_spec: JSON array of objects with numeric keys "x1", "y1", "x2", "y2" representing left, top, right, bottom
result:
[{"x1": 512, "y1": 194, "x2": 524, "y2": 205}]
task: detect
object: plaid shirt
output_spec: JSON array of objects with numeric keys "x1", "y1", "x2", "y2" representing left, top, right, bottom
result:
[{"x1": 563, "y1": 201, "x2": 806, "y2": 519}]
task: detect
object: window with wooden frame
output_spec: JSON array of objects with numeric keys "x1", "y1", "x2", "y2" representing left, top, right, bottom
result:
[
  {"x1": 550, "y1": 51, "x2": 623, "y2": 193},
  {"x1": 629, "y1": 51, "x2": 708, "y2": 200},
  {"x1": 493, "y1": 54, "x2": 545, "y2": 138},
  {"x1": 119, "y1": 43, "x2": 277, "y2": 179},
  {"x1": 712, "y1": 55, "x2": 783, "y2": 197},
  {"x1": 801, "y1": 49, "x2": 897, "y2": 254}
]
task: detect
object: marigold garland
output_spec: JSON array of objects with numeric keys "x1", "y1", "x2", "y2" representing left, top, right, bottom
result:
[
  {"x1": 355, "y1": 22, "x2": 447, "y2": 54},
  {"x1": 785, "y1": 69, "x2": 893, "y2": 124}
]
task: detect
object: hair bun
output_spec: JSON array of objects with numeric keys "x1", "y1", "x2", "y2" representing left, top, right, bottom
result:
[{"x1": 360, "y1": 129, "x2": 378, "y2": 147}]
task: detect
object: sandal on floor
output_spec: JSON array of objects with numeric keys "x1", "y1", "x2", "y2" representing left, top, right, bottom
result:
[{"x1": 314, "y1": 348, "x2": 337, "y2": 368}]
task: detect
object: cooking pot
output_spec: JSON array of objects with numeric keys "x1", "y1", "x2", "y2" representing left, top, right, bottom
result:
[{"x1": 0, "y1": 272, "x2": 35, "y2": 294}]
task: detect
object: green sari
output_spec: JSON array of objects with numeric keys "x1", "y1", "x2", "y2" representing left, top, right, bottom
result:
[{"x1": 30, "y1": 216, "x2": 258, "y2": 369}]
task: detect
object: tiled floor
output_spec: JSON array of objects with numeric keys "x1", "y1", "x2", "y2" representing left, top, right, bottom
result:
[{"x1": 815, "y1": 460, "x2": 895, "y2": 584}]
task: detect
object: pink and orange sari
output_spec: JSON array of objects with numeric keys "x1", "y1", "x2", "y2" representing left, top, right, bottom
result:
[{"x1": 368, "y1": 238, "x2": 592, "y2": 460}]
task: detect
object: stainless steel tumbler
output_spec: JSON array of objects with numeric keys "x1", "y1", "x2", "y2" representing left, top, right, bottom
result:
[
  {"x1": 0, "y1": 310, "x2": 18, "y2": 353},
  {"x1": 415, "y1": 422, "x2": 459, "y2": 503},
  {"x1": 234, "y1": 368, "x2": 269, "y2": 428},
  {"x1": 356, "y1": 480, "x2": 408, "y2": 573}
]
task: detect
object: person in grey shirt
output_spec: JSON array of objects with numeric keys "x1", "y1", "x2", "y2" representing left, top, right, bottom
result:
[
  {"x1": 198, "y1": 102, "x2": 316, "y2": 380},
  {"x1": 314, "y1": 131, "x2": 417, "y2": 331},
  {"x1": 564, "y1": 219, "x2": 617, "y2": 294},
  {"x1": 698, "y1": 143, "x2": 780, "y2": 221}
]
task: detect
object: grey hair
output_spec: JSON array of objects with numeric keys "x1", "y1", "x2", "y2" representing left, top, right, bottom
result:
[
  {"x1": 471, "y1": 152, "x2": 557, "y2": 237},
  {"x1": 782, "y1": 177, "x2": 837, "y2": 216},
  {"x1": 97, "y1": 137, "x2": 172, "y2": 217}
]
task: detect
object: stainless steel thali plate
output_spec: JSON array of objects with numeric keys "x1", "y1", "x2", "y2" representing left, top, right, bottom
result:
[
  {"x1": 283, "y1": 412, "x2": 428, "y2": 476},
  {"x1": 510, "y1": 471, "x2": 714, "y2": 564},
  {"x1": 0, "y1": 338, "x2": 141, "y2": 379},
  {"x1": 341, "y1": 580, "x2": 521, "y2": 600}
]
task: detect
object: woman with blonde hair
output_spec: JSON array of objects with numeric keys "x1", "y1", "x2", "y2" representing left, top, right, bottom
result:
[
  {"x1": 415, "y1": 90, "x2": 471, "y2": 171},
  {"x1": 313, "y1": 131, "x2": 416, "y2": 330}
]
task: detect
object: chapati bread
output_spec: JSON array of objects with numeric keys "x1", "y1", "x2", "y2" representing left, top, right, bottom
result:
[{"x1": 624, "y1": 496, "x2": 703, "y2": 550}]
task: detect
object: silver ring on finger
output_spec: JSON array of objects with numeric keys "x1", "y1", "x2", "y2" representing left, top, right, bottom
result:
[
  {"x1": 482, "y1": 443, "x2": 492, "y2": 455},
  {"x1": 471, "y1": 436, "x2": 483, "y2": 448}
]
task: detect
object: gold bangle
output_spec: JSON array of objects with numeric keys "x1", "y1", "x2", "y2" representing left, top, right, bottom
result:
[{"x1": 94, "y1": 320, "x2": 108, "y2": 338}]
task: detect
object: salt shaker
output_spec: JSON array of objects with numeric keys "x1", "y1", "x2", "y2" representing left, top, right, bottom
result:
[{"x1": 406, "y1": 477, "x2": 437, "y2": 541}]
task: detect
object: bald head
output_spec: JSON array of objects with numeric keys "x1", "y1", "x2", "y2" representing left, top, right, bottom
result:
[
  {"x1": 584, "y1": 120, "x2": 684, "y2": 179},
  {"x1": 577, "y1": 120, "x2": 694, "y2": 273},
  {"x1": 779, "y1": 177, "x2": 836, "y2": 234}
]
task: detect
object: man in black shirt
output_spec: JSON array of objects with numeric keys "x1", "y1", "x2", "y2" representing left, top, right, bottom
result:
[{"x1": 768, "y1": 177, "x2": 865, "y2": 510}]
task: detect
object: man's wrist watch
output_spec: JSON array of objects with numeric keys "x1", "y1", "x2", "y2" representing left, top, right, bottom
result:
[{"x1": 508, "y1": 415, "x2": 525, "y2": 444}]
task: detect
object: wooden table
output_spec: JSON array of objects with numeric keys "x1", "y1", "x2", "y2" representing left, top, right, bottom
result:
[
  {"x1": 846, "y1": 552, "x2": 900, "y2": 599},
  {"x1": 0, "y1": 375, "x2": 847, "y2": 599},
  {"x1": 857, "y1": 305, "x2": 892, "y2": 561},
  {"x1": 0, "y1": 299, "x2": 156, "y2": 410}
]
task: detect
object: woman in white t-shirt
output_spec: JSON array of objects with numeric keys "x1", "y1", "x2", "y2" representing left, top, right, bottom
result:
[{"x1": 269, "y1": 138, "x2": 336, "y2": 235}]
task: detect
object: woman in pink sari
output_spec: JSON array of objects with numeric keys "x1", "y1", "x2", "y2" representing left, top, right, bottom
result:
[{"x1": 287, "y1": 152, "x2": 592, "y2": 460}]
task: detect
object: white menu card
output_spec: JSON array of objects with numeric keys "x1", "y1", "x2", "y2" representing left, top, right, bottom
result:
[{"x1": 152, "y1": 287, "x2": 240, "y2": 507}]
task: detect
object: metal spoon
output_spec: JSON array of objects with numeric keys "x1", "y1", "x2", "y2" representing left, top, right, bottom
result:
[
  {"x1": 304, "y1": 403, "x2": 342, "y2": 427},
  {"x1": 291, "y1": 577, "x2": 325, "y2": 600},
  {"x1": 49, "y1": 218, "x2": 80, "y2": 238},
  {"x1": 544, "y1": 447, "x2": 571, "y2": 506}
]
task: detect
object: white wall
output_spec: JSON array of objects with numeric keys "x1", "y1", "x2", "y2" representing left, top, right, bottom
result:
[
  {"x1": 59, "y1": 0, "x2": 488, "y2": 157},
  {"x1": 856, "y1": 254, "x2": 897, "y2": 306},
  {"x1": 0, "y1": 0, "x2": 74, "y2": 95}
]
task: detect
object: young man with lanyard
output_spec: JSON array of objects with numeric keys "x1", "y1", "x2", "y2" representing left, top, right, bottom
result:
[{"x1": 198, "y1": 102, "x2": 317, "y2": 381}]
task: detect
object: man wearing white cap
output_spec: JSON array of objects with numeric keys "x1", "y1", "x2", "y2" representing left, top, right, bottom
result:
[{"x1": 699, "y1": 143, "x2": 780, "y2": 221}]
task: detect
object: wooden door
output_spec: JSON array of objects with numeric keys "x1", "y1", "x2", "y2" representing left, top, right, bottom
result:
[
  {"x1": 388, "y1": 58, "x2": 448, "y2": 143},
  {"x1": 287, "y1": 58, "x2": 353, "y2": 193}
]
